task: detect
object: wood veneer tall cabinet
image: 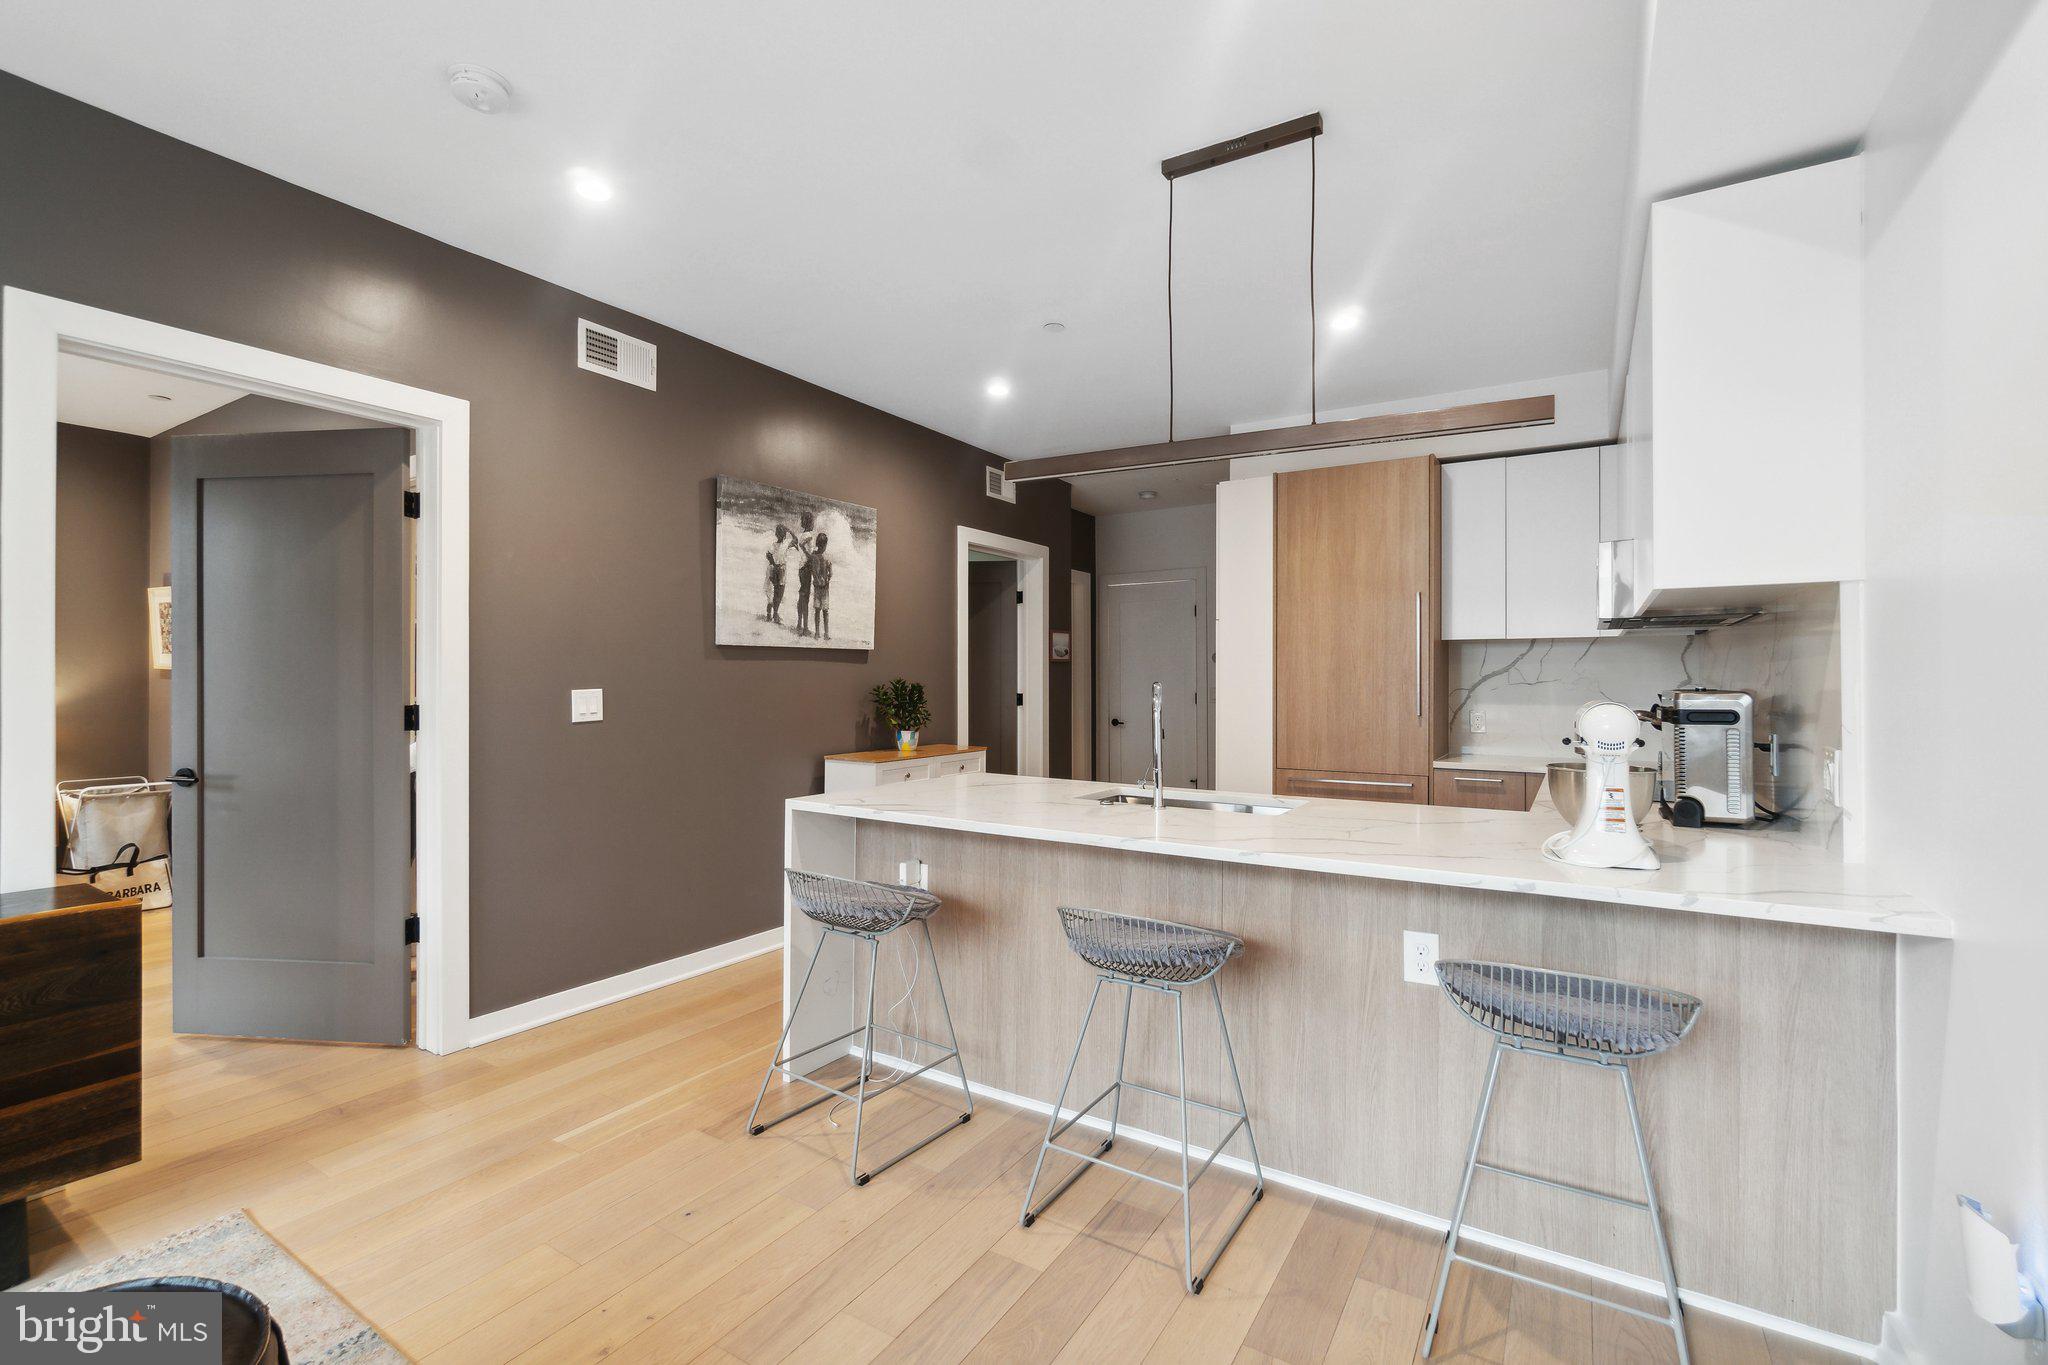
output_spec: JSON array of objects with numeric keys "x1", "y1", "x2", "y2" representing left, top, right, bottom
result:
[{"x1": 1273, "y1": 456, "x2": 1447, "y2": 803}]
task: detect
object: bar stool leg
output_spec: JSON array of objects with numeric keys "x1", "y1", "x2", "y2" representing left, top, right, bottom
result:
[
  {"x1": 1423, "y1": 1039, "x2": 1506, "y2": 1358},
  {"x1": 745, "y1": 927, "x2": 833, "y2": 1136},
  {"x1": 1212, "y1": 978, "x2": 1265, "y2": 1191},
  {"x1": 1621, "y1": 1062, "x2": 1690, "y2": 1365},
  {"x1": 1019, "y1": 978, "x2": 1107, "y2": 1226},
  {"x1": 1173, "y1": 985, "x2": 1198, "y2": 1293},
  {"x1": 918, "y1": 918, "x2": 975, "y2": 1120},
  {"x1": 846, "y1": 934, "x2": 882, "y2": 1186},
  {"x1": 1105, "y1": 980, "x2": 1135, "y2": 1149}
]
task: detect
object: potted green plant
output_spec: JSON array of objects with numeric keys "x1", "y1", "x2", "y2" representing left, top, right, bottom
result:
[{"x1": 869, "y1": 678, "x2": 932, "y2": 754}]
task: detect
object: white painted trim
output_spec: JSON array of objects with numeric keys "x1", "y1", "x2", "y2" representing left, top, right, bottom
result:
[
  {"x1": 857, "y1": 1047, "x2": 1883, "y2": 1361},
  {"x1": 1069, "y1": 569, "x2": 1093, "y2": 781},
  {"x1": 953, "y1": 526, "x2": 1050, "y2": 776},
  {"x1": 469, "y1": 927, "x2": 784, "y2": 1047},
  {"x1": 2, "y1": 287, "x2": 473, "y2": 1054}
]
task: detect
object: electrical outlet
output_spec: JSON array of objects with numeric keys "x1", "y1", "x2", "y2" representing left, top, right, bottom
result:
[
  {"x1": 897, "y1": 858, "x2": 929, "y2": 890},
  {"x1": 1821, "y1": 747, "x2": 1842, "y2": 807},
  {"x1": 569, "y1": 688, "x2": 604, "y2": 723},
  {"x1": 1469, "y1": 709, "x2": 1487, "y2": 735},
  {"x1": 1403, "y1": 930, "x2": 1439, "y2": 985}
]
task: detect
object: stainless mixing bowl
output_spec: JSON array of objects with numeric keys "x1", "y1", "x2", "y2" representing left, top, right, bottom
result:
[{"x1": 1545, "y1": 762, "x2": 1659, "y2": 825}]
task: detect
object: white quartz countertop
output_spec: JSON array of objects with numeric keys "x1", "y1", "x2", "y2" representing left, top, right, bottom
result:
[{"x1": 787, "y1": 773, "x2": 1950, "y2": 939}]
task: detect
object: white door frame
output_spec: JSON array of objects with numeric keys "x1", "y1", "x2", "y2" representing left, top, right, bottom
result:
[
  {"x1": 2, "y1": 287, "x2": 472, "y2": 1054},
  {"x1": 1097, "y1": 567, "x2": 1210, "y2": 789},
  {"x1": 954, "y1": 526, "x2": 1049, "y2": 776}
]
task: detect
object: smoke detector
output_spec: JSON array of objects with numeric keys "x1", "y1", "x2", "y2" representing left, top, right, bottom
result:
[{"x1": 446, "y1": 64, "x2": 513, "y2": 115}]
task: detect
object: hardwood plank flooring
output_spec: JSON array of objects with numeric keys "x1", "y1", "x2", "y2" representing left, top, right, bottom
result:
[{"x1": 19, "y1": 910, "x2": 1854, "y2": 1362}]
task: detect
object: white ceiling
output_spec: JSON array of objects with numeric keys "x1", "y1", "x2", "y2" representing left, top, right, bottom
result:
[
  {"x1": 2, "y1": 2, "x2": 1933, "y2": 471},
  {"x1": 1067, "y1": 462, "x2": 1229, "y2": 517},
  {"x1": 0, "y1": 2, "x2": 1644, "y2": 461},
  {"x1": 57, "y1": 354, "x2": 243, "y2": 437}
]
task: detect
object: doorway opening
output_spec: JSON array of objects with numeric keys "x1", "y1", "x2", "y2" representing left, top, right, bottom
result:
[
  {"x1": 50, "y1": 354, "x2": 419, "y2": 1046},
  {"x1": 965, "y1": 552, "x2": 1022, "y2": 774},
  {"x1": 951, "y1": 526, "x2": 1050, "y2": 777},
  {"x1": 3, "y1": 288, "x2": 472, "y2": 1054}
]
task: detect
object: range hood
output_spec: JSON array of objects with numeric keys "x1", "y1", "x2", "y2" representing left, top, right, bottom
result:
[
  {"x1": 1600, "y1": 608, "x2": 1762, "y2": 632},
  {"x1": 1598, "y1": 540, "x2": 1763, "y2": 631}
]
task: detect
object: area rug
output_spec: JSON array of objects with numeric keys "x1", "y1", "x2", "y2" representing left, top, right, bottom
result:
[{"x1": 21, "y1": 1209, "x2": 407, "y2": 1363}]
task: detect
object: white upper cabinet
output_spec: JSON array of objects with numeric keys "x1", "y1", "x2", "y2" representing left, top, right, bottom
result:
[
  {"x1": 1506, "y1": 448, "x2": 1601, "y2": 637},
  {"x1": 1441, "y1": 459, "x2": 1506, "y2": 638},
  {"x1": 1620, "y1": 156, "x2": 1864, "y2": 610},
  {"x1": 1442, "y1": 447, "x2": 1604, "y2": 640}
]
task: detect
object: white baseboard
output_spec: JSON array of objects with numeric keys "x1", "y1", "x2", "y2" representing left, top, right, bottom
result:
[
  {"x1": 857, "y1": 1045, "x2": 1883, "y2": 1361},
  {"x1": 468, "y1": 926, "x2": 784, "y2": 1047}
]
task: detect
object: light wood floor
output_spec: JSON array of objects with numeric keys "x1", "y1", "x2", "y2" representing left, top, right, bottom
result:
[{"x1": 25, "y1": 911, "x2": 1852, "y2": 1364}]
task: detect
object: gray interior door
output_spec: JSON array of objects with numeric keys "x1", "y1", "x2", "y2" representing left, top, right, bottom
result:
[
  {"x1": 170, "y1": 429, "x2": 411, "y2": 1043},
  {"x1": 1101, "y1": 570, "x2": 1205, "y2": 788}
]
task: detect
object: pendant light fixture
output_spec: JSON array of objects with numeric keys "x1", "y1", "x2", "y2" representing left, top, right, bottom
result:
[{"x1": 1004, "y1": 113, "x2": 1553, "y2": 485}]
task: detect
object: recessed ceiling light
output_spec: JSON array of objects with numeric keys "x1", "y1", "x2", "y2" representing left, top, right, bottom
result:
[
  {"x1": 1329, "y1": 304, "x2": 1366, "y2": 334},
  {"x1": 567, "y1": 167, "x2": 614, "y2": 203},
  {"x1": 1137, "y1": 490, "x2": 1158, "y2": 500},
  {"x1": 147, "y1": 393, "x2": 173, "y2": 402},
  {"x1": 1041, "y1": 322, "x2": 1066, "y2": 333},
  {"x1": 984, "y1": 377, "x2": 1012, "y2": 400}
]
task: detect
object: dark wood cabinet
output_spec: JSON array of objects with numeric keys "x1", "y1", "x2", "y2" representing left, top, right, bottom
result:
[
  {"x1": 1273, "y1": 456, "x2": 1446, "y2": 799},
  {"x1": 0, "y1": 886, "x2": 140, "y2": 1286}
]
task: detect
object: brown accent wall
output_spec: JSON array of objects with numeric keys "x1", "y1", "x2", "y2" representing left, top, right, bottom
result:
[
  {"x1": 0, "y1": 72, "x2": 1075, "y2": 1014},
  {"x1": 54, "y1": 424, "x2": 151, "y2": 784}
]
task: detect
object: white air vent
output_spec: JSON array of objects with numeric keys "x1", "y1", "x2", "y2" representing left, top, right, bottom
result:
[
  {"x1": 984, "y1": 466, "x2": 1016, "y2": 503},
  {"x1": 576, "y1": 319, "x2": 657, "y2": 391}
]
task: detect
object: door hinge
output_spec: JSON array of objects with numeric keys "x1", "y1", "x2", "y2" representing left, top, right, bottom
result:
[
  {"x1": 1016, "y1": 692, "x2": 1024, "y2": 706},
  {"x1": 404, "y1": 913, "x2": 421, "y2": 945},
  {"x1": 403, "y1": 703, "x2": 420, "y2": 732},
  {"x1": 1015, "y1": 590, "x2": 1024, "y2": 604},
  {"x1": 404, "y1": 490, "x2": 421, "y2": 519}
]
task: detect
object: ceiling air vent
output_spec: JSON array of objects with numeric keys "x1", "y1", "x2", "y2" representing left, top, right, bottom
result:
[
  {"x1": 576, "y1": 319, "x2": 657, "y2": 391},
  {"x1": 984, "y1": 466, "x2": 1016, "y2": 503}
]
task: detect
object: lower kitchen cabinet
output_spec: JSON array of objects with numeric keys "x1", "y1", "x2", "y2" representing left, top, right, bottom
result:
[
  {"x1": 1274, "y1": 768, "x2": 1429, "y2": 804},
  {"x1": 1430, "y1": 768, "x2": 1538, "y2": 810}
]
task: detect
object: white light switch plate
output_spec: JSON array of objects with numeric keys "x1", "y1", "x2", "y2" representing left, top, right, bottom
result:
[
  {"x1": 1403, "y1": 930, "x2": 1439, "y2": 985},
  {"x1": 570, "y1": 688, "x2": 604, "y2": 723}
]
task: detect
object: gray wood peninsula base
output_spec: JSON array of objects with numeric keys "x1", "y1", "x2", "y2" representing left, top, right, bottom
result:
[{"x1": 783, "y1": 775, "x2": 1950, "y2": 1346}]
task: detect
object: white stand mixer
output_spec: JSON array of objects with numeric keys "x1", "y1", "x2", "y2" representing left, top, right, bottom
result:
[{"x1": 1542, "y1": 700, "x2": 1661, "y2": 871}]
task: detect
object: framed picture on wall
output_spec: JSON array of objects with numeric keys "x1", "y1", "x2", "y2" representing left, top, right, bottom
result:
[
  {"x1": 714, "y1": 477, "x2": 878, "y2": 649},
  {"x1": 146, "y1": 586, "x2": 172, "y2": 669},
  {"x1": 1050, "y1": 630, "x2": 1071, "y2": 663}
]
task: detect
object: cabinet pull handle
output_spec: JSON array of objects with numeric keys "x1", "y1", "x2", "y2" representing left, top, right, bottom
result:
[
  {"x1": 1292, "y1": 777, "x2": 1412, "y2": 790},
  {"x1": 1413, "y1": 592, "x2": 1423, "y2": 718},
  {"x1": 1454, "y1": 776, "x2": 1506, "y2": 785}
]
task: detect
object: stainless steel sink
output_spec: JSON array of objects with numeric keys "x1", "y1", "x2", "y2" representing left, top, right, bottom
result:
[{"x1": 1080, "y1": 787, "x2": 1298, "y2": 816}]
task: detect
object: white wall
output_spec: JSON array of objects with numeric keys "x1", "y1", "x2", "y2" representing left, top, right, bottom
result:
[
  {"x1": 1862, "y1": 3, "x2": 2048, "y2": 1358},
  {"x1": 1228, "y1": 368, "x2": 1610, "y2": 479},
  {"x1": 1093, "y1": 502, "x2": 1217, "y2": 788}
]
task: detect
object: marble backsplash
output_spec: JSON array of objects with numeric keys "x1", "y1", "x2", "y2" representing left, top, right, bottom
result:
[{"x1": 1446, "y1": 584, "x2": 1842, "y2": 835}]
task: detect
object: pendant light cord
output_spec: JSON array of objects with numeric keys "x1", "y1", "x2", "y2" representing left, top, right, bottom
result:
[
  {"x1": 1167, "y1": 176, "x2": 1177, "y2": 443},
  {"x1": 1309, "y1": 135, "x2": 1318, "y2": 425}
]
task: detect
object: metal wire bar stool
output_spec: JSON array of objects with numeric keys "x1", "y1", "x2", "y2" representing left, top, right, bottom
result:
[
  {"x1": 1422, "y1": 960, "x2": 1704, "y2": 1363},
  {"x1": 1018, "y1": 906, "x2": 1264, "y2": 1294},
  {"x1": 746, "y1": 869, "x2": 973, "y2": 1186}
]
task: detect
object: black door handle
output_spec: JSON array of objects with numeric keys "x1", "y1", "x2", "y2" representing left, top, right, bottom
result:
[
  {"x1": 168, "y1": 768, "x2": 199, "y2": 788},
  {"x1": 1109, "y1": 718, "x2": 1124, "y2": 727}
]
